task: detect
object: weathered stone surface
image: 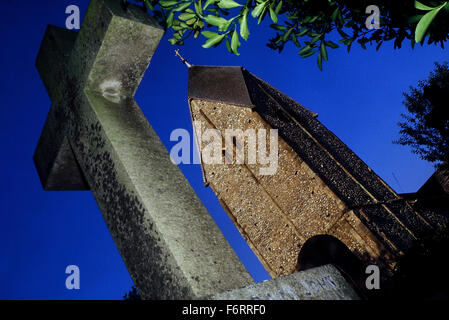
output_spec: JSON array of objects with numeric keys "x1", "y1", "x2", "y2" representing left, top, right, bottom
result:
[
  {"x1": 34, "y1": 0, "x2": 253, "y2": 299},
  {"x1": 211, "y1": 264, "x2": 359, "y2": 300}
]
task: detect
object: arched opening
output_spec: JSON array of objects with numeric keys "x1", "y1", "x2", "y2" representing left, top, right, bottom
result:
[{"x1": 297, "y1": 235, "x2": 367, "y2": 296}]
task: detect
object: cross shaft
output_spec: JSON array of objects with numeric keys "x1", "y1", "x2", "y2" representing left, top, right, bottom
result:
[{"x1": 34, "y1": 0, "x2": 252, "y2": 299}]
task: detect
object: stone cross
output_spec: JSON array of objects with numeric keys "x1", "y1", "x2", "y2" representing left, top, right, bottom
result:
[
  {"x1": 33, "y1": 0, "x2": 253, "y2": 299},
  {"x1": 35, "y1": 0, "x2": 360, "y2": 300}
]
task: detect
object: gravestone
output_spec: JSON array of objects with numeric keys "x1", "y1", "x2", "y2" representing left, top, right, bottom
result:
[
  {"x1": 33, "y1": 0, "x2": 253, "y2": 299},
  {"x1": 211, "y1": 264, "x2": 359, "y2": 300}
]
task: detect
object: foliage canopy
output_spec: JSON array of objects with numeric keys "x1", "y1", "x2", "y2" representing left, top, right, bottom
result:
[
  {"x1": 122, "y1": 0, "x2": 449, "y2": 70},
  {"x1": 396, "y1": 62, "x2": 449, "y2": 166}
]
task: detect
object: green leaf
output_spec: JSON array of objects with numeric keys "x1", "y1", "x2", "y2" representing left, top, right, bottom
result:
[
  {"x1": 220, "y1": 16, "x2": 237, "y2": 31},
  {"x1": 347, "y1": 42, "x2": 352, "y2": 52},
  {"x1": 317, "y1": 52, "x2": 323, "y2": 71},
  {"x1": 173, "y1": 31, "x2": 183, "y2": 39},
  {"x1": 302, "y1": 16, "x2": 311, "y2": 23},
  {"x1": 415, "y1": 2, "x2": 447, "y2": 43},
  {"x1": 186, "y1": 17, "x2": 197, "y2": 25},
  {"x1": 231, "y1": 29, "x2": 241, "y2": 55},
  {"x1": 174, "y1": 2, "x2": 192, "y2": 12},
  {"x1": 298, "y1": 45, "x2": 311, "y2": 55},
  {"x1": 330, "y1": 7, "x2": 339, "y2": 21},
  {"x1": 281, "y1": 28, "x2": 293, "y2": 41},
  {"x1": 218, "y1": 0, "x2": 242, "y2": 9},
  {"x1": 270, "y1": 24, "x2": 287, "y2": 31},
  {"x1": 275, "y1": 0, "x2": 282, "y2": 15},
  {"x1": 292, "y1": 35, "x2": 300, "y2": 47},
  {"x1": 179, "y1": 12, "x2": 196, "y2": 21},
  {"x1": 159, "y1": 1, "x2": 178, "y2": 8},
  {"x1": 336, "y1": 28, "x2": 349, "y2": 38},
  {"x1": 252, "y1": 1, "x2": 266, "y2": 18},
  {"x1": 203, "y1": 0, "x2": 217, "y2": 10},
  {"x1": 269, "y1": 6, "x2": 278, "y2": 23},
  {"x1": 309, "y1": 15, "x2": 319, "y2": 23},
  {"x1": 310, "y1": 34, "x2": 321, "y2": 44},
  {"x1": 415, "y1": 0, "x2": 436, "y2": 11},
  {"x1": 194, "y1": 1, "x2": 203, "y2": 16},
  {"x1": 179, "y1": 21, "x2": 189, "y2": 28},
  {"x1": 196, "y1": 20, "x2": 205, "y2": 28},
  {"x1": 240, "y1": 8, "x2": 250, "y2": 40},
  {"x1": 202, "y1": 33, "x2": 226, "y2": 48},
  {"x1": 376, "y1": 40, "x2": 383, "y2": 51},
  {"x1": 258, "y1": 5, "x2": 268, "y2": 24},
  {"x1": 226, "y1": 38, "x2": 232, "y2": 53},
  {"x1": 320, "y1": 42, "x2": 328, "y2": 61},
  {"x1": 337, "y1": 11, "x2": 344, "y2": 26},
  {"x1": 202, "y1": 30, "x2": 220, "y2": 38},
  {"x1": 143, "y1": 0, "x2": 154, "y2": 11},
  {"x1": 203, "y1": 15, "x2": 236, "y2": 31},
  {"x1": 166, "y1": 11, "x2": 174, "y2": 27},
  {"x1": 204, "y1": 14, "x2": 228, "y2": 27},
  {"x1": 297, "y1": 28, "x2": 309, "y2": 36},
  {"x1": 325, "y1": 40, "x2": 339, "y2": 49},
  {"x1": 300, "y1": 50, "x2": 315, "y2": 58}
]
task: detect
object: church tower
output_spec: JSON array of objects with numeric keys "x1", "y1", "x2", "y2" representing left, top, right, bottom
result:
[{"x1": 187, "y1": 65, "x2": 448, "y2": 280}]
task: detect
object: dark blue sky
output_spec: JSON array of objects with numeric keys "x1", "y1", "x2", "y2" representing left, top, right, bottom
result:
[{"x1": 0, "y1": 0, "x2": 446, "y2": 299}]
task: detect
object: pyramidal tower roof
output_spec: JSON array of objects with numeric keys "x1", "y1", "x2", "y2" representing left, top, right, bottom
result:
[
  {"x1": 188, "y1": 66, "x2": 254, "y2": 108},
  {"x1": 188, "y1": 65, "x2": 317, "y2": 116}
]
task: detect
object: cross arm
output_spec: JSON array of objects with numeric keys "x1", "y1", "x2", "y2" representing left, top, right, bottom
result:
[
  {"x1": 69, "y1": 0, "x2": 164, "y2": 96},
  {"x1": 34, "y1": 26, "x2": 89, "y2": 191},
  {"x1": 36, "y1": 26, "x2": 77, "y2": 102}
]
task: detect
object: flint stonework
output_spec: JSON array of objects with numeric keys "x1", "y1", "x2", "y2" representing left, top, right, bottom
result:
[{"x1": 34, "y1": 0, "x2": 252, "y2": 299}]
